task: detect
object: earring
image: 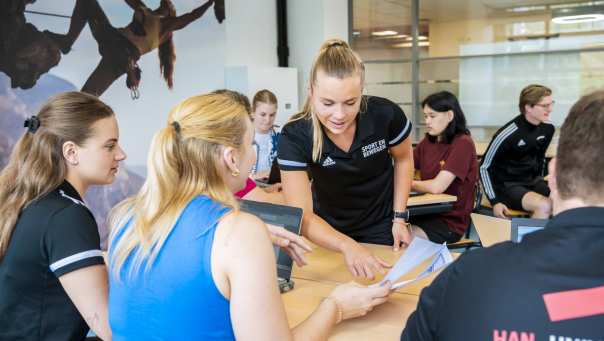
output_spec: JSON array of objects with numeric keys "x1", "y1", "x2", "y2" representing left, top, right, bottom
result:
[{"x1": 231, "y1": 169, "x2": 240, "y2": 177}]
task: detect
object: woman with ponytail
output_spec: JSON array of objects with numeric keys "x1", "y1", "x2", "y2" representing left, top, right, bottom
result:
[
  {"x1": 0, "y1": 91, "x2": 126, "y2": 340},
  {"x1": 107, "y1": 92, "x2": 391, "y2": 340},
  {"x1": 278, "y1": 39, "x2": 415, "y2": 280}
]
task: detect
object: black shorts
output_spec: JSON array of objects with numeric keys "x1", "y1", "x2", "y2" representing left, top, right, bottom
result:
[
  {"x1": 498, "y1": 179, "x2": 550, "y2": 211},
  {"x1": 408, "y1": 215, "x2": 462, "y2": 244}
]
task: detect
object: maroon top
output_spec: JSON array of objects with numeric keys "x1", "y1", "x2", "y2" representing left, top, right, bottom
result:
[
  {"x1": 235, "y1": 177, "x2": 257, "y2": 199},
  {"x1": 414, "y1": 134, "x2": 478, "y2": 235}
]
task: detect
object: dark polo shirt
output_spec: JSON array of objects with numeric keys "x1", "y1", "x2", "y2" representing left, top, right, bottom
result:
[
  {"x1": 0, "y1": 180, "x2": 104, "y2": 341},
  {"x1": 278, "y1": 96, "x2": 412, "y2": 244},
  {"x1": 402, "y1": 207, "x2": 604, "y2": 341}
]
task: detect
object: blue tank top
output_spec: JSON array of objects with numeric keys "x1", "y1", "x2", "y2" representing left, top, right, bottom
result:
[{"x1": 108, "y1": 196, "x2": 235, "y2": 340}]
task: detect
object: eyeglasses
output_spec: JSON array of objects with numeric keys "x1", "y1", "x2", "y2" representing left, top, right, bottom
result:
[{"x1": 534, "y1": 100, "x2": 555, "y2": 109}]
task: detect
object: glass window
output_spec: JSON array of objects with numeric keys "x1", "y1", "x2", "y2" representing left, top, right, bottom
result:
[{"x1": 351, "y1": 0, "x2": 604, "y2": 142}]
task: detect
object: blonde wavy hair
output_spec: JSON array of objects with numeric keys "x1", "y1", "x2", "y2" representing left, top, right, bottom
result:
[
  {"x1": 109, "y1": 93, "x2": 249, "y2": 279},
  {"x1": 288, "y1": 39, "x2": 366, "y2": 162},
  {"x1": 0, "y1": 92, "x2": 114, "y2": 260}
]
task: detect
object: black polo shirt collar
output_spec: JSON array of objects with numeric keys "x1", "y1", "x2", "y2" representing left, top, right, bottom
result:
[
  {"x1": 57, "y1": 180, "x2": 85, "y2": 206},
  {"x1": 322, "y1": 111, "x2": 376, "y2": 157},
  {"x1": 547, "y1": 206, "x2": 604, "y2": 231}
]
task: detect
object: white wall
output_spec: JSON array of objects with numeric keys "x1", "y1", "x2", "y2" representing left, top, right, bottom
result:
[
  {"x1": 224, "y1": 0, "x2": 299, "y2": 124},
  {"x1": 287, "y1": 0, "x2": 349, "y2": 107},
  {"x1": 225, "y1": 0, "x2": 278, "y2": 67},
  {"x1": 225, "y1": 66, "x2": 299, "y2": 128}
]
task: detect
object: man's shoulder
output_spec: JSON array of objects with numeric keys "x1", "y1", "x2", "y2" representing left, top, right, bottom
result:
[
  {"x1": 540, "y1": 122, "x2": 555, "y2": 134},
  {"x1": 447, "y1": 241, "x2": 521, "y2": 281},
  {"x1": 502, "y1": 116, "x2": 522, "y2": 133}
]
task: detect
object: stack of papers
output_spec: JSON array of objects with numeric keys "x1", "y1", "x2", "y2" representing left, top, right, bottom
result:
[{"x1": 373, "y1": 237, "x2": 454, "y2": 290}]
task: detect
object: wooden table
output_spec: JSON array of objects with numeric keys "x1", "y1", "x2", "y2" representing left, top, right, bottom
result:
[
  {"x1": 407, "y1": 193, "x2": 456, "y2": 206},
  {"x1": 475, "y1": 142, "x2": 557, "y2": 158},
  {"x1": 471, "y1": 213, "x2": 511, "y2": 247},
  {"x1": 407, "y1": 193, "x2": 457, "y2": 216},
  {"x1": 281, "y1": 194, "x2": 459, "y2": 340},
  {"x1": 291, "y1": 243, "x2": 457, "y2": 296},
  {"x1": 283, "y1": 278, "x2": 419, "y2": 340}
]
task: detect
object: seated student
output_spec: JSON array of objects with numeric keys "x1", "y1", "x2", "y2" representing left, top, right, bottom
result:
[
  {"x1": 0, "y1": 92, "x2": 126, "y2": 341},
  {"x1": 401, "y1": 90, "x2": 604, "y2": 340},
  {"x1": 251, "y1": 89, "x2": 280, "y2": 180},
  {"x1": 411, "y1": 91, "x2": 478, "y2": 243},
  {"x1": 215, "y1": 88, "x2": 285, "y2": 204},
  {"x1": 480, "y1": 84, "x2": 555, "y2": 219},
  {"x1": 217, "y1": 89, "x2": 302, "y2": 263},
  {"x1": 107, "y1": 92, "x2": 392, "y2": 340}
]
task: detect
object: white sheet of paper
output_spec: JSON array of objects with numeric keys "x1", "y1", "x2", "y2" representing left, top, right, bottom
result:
[
  {"x1": 373, "y1": 237, "x2": 453, "y2": 289},
  {"x1": 381, "y1": 237, "x2": 444, "y2": 284}
]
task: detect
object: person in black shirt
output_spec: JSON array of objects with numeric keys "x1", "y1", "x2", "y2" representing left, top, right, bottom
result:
[
  {"x1": 480, "y1": 84, "x2": 555, "y2": 219},
  {"x1": 278, "y1": 39, "x2": 414, "y2": 279},
  {"x1": 0, "y1": 91, "x2": 126, "y2": 340},
  {"x1": 401, "y1": 90, "x2": 604, "y2": 341}
]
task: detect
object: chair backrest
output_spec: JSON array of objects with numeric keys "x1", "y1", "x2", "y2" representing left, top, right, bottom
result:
[
  {"x1": 470, "y1": 213, "x2": 511, "y2": 247},
  {"x1": 473, "y1": 181, "x2": 483, "y2": 211}
]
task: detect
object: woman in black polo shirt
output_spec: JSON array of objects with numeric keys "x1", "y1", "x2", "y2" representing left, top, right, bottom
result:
[
  {"x1": 278, "y1": 39, "x2": 414, "y2": 279},
  {"x1": 0, "y1": 92, "x2": 126, "y2": 340}
]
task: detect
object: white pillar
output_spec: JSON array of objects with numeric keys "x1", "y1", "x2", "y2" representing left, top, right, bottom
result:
[
  {"x1": 224, "y1": 0, "x2": 299, "y2": 126},
  {"x1": 225, "y1": 0, "x2": 278, "y2": 67},
  {"x1": 287, "y1": 0, "x2": 349, "y2": 106}
]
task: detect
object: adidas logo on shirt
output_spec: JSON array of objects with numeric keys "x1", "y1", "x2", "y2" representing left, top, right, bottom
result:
[
  {"x1": 322, "y1": 156, "x2": 336, "y2": 167},
  {"x1": 518, "y1": 139, "x2": 526, "y2": 147}
]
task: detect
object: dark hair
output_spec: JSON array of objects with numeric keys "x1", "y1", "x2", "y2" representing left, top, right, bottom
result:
[
  {"x1": 519, "y1": 84, "x2": 552, "y2": 115},
  {"x1": 158, "y1": 1, "x2": 176, "y2": 89},
  {"x1": 556, "y1": 90, "x2": 604, "y2": 202},
  {"x1": 421, "y1": 91, "x2": 470, "y2": 144}
]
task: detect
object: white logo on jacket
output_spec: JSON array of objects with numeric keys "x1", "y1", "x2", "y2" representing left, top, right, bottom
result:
[
  {"x1": 517, "y1": 139, "x2": 526, "y2": 147},
  {"x1": 322, "y1": 156, "x2": 336, "y2": 167},
  {"x1": 362, "y1": 139, "x2": 386, "y2": 158}
]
